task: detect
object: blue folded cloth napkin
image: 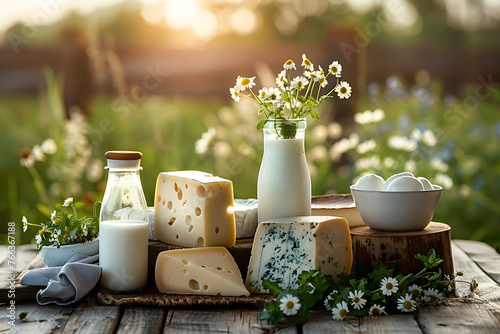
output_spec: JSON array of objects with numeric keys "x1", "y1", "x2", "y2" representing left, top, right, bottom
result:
[{"x1": 21, "y1": 262, "x2": 102, "y2": 305}]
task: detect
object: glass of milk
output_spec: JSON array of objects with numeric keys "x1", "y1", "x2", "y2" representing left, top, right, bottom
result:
[
  {"x1": 99, "y1": 151, "x2": 149, "y2": 291},
  {"x1": 257, "y1": 119, "x2": 311, "y2": 223}
]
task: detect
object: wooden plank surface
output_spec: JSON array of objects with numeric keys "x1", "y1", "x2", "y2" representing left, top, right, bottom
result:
[
  {"x1": 116, "y1": 307, "x2": 166, "y2": 334},
  {"x1": 164, "y1": 308, "x2": 297, "y2": 333},
  {"x1": 0, "y1": 239, "x2": 499, "y2": 334}
]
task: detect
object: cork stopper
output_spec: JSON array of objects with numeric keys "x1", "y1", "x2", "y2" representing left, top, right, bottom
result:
[{"x1": 105, "y1": 151, "x2": 142, "y2": 169}]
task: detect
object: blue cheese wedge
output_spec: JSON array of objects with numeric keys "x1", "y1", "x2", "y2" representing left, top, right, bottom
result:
[{"x1": 245, "y1": 216, "x2": 352, "y2": 294}]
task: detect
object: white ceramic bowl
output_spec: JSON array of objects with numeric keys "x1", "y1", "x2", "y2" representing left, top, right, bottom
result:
[
  {"x1": 350, "y1": 185, "x2": 442, "y2": 232},
  {"x1": 39, "y1": 238, "x2": 99, "y2": 267}
]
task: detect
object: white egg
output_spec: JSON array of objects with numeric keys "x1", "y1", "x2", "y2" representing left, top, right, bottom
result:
[
  {"x1": 355, "y1": 174, "x2": 385, "y2": 190},
  {"x1": 385, "y1": 176, "x2": 424, "y2": 192},
  {"x1": 418, "y1": 177, "x2": 434, "y2": 190},
  {"x1": 382, "y1": 172, "x2": 415, "y2": 190}
]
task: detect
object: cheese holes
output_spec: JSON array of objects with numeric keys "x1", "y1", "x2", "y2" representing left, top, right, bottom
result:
[
  {"x1": 168, "y1": 217, "x2": 176, "y2": 226},
  {"x1": 174, "y1": 183, "x2": 178, "y2": 192},
  {"x1": 183, "y1": 269, "x2": 188, "y2": 275},
  {"x1": 189, "y1": 279, "x2": 200, "y2": 290},
  {"x1": 185, "y1": 215, "x2": 192, "y2": 226},
  {"x1": 227, "y1": 270, "x2": 233, "y2": 274},
  {"x1": 188, "y1": 225, "x2": 194, "y2": 232},
  {"x1": 185, "y1": 184, "x2": 188, "y2": 189},
  {"x1": 167, "y1": 201, "x2": 173, "y2": 210},
  {"x1": 196, "y1": 237, "x2": 204, "y2": 247},
  {"x1": 195, "y1": 207, "x2": 201, "y2": 216},
  {"x1": 182, "y1": 260, "x2": 188, "y2": 265},
  {"x1": 182, "y1": 200, "x2": 187, "y2": 207},
  {"x1": 197, "y1": 186, "x2": 209, "y2": 198},
  {"x1": 203, "y1": 285, "x2": 208, "y2": 290},
  {"x1": 177, "y1": 188, "x2": 183, "y2": 200},
  {"x1": 215, "y1": 227, "x2": 220, "y2": 234},
  {"x1": 162, "y1": 200, "x2": 166, "y2": 206},
  {"x1": 201, "y1": 265, "x2": 207, "y2": 268},
  {"x1": 176, "y1": 235, "x2": 179, "y2": 239},
  {"x1": 216, "y1": 267, "x2": 223, "y2": 271},
  {"x1": 157, "y1": 195, "x2": 161, "y2": 202}
]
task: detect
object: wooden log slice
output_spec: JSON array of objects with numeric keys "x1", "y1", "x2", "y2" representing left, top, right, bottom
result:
[{"x1": 350, "y1": 222, "x2": 453, "y2": 277}]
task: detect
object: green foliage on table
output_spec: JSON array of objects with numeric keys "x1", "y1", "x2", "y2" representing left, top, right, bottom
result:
[{"x1": 259, "y1": 250, "x2": 467, "y2": 325}]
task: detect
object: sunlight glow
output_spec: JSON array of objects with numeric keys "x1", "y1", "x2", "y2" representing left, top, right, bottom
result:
[
  {"x1": 192, "y1": 10, "x2": 218, "y2": 40},
  {"x1": 230, "y1": 7, "x2": 258, "y2": 35},
  {"x1": 165, "y1": 0, "x2": 200, "y2": 29}
]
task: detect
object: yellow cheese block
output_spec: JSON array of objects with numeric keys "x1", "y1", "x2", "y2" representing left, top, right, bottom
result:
[
  {"x1": 154, "y1": 171, "x2": 236, "y2": 247},
  {"x1": 155, "y1": 247, "x2": 250, "y2": 296},
  {"x1": 246, "y1": 216, "x2": 353, "y2": 294}
]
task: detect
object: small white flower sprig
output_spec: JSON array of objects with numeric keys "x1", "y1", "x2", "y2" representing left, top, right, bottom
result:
[
  {"x1": 22, "y1": 197, "x2": 99, "y2": 251},
  {"x1": 230, "y1": 54, "x2": 352, "y2": 131},
  {"x1": 260, "y1": 249, "x2": 477, "y2": 325}
]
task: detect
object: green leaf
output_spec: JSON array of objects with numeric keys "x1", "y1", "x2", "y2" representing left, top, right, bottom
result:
[
  {"x1": 310, "y1": 110, "x2": 320, "y2": 120},
  {"x1": 262, "y1": 280, "x2": 283, "y2": 296},
  {"x1": 256, "y1": 119, "x2": 267, "y2": 130}
]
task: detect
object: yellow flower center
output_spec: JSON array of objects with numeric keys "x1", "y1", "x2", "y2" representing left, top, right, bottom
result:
[
  {"x1": 386, "y1": 283, "x2": 393, "y2": 290},
  {"x1": 285, "y1": 60, "x2": 293, "y2": 66},
  {"x1": 240, "y1": 78, "x2": 250, "y2": 86},
  {"x1": 372, "y1": 308, "x2": 380, "y2": 315},
  {"x1": 304, "y1": 59, "x2": 311, "y2": 66},
  {"x1": 353, "y1": 297, "x2": 360, "y2": 303},
  {"x1": 331, "y1": 66, "x2": 338, "y2": 73},
  {"x1": 340, "y1": 87, "x2": 347, "y2": 94},
  {"x1": 403, "y1": 300, "x2": 413, "y2": 310},
  {"x1": 39, "y1": 230, "x2": 45, "y2": 236},
  {"x1": 309, "y1": 73, "x2": 317, "y2": 78},
  {"x1": 339, "y1": 308, "x2": 347, "y2": 318},
  {"x1": 286, "y1": 301, "x2": 295, "y2": 309}
]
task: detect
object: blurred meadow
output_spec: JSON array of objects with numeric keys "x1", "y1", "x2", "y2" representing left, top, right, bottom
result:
[{"x1": 1, "y1": 0, "x2": 500, "y2": 248}]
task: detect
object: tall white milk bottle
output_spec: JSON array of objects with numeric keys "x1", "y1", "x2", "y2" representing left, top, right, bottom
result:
[
  {"x1": 257, "y1": 119, "x2": 311, "y2": 223},
  {"x1": 99, "y1": 151, "x2": 149, "y2": 291}
]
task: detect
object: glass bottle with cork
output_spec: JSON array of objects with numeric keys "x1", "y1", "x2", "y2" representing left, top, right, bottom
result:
[{"x1": 99, "y1": 151, "x2": 149, "y2": 291}]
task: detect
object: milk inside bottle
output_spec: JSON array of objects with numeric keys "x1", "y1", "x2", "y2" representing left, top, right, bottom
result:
[{"x1": 99, "y1": 151, "x2": 148, "y2": 291}]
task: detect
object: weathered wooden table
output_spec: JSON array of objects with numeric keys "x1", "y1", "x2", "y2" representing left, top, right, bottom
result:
[{"x1": 0, "y1": 239, "x2": 499, "y2": 333}]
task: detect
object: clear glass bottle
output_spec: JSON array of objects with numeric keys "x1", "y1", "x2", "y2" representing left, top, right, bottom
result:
[
  {"x1": 99, "y1": 151, "x2": 149, "y2": 291},
  {"x1": 257, "y1": 119, "x2": 311, "y2": 223}
]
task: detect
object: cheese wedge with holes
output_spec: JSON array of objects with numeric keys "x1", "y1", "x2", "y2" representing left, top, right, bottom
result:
[
  {"x1": 155, "y1": 247, "x2": 250, "y2": 296},
  {"x1": 154, "y1": 171, "x2": 236, "y2": 248},
  {"x1": 245, "y1": 216, "x2": 352, "y2": 294}
]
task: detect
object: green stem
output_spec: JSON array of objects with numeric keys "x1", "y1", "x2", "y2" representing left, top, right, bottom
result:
[{"x1": 27, "y1": 165, "x2": 51, "y2": 206}]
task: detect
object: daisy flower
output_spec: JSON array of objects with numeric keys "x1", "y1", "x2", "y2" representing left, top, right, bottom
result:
[
  {"x1": 41, "y1": 138, "x2": 57, "y2": 155},
  {"x1": 304, "y1": 70, "x2": 318, "y2": 81},
  {"x1": 279, "y1": 294, "x2": 301, "y2": 316},
  {"x1": 397, "y1": 293, "x2": 417, "y2": 313},
  {"x1": 195, "y1": 128, "x2": 216, "y2": 155},
  {"x1": 63, "y1": 197, "x2": 74, "y2": 207},
  {"x1": 283, "y1": 59, "x2": 296, "y2": 70},
  {"x1": 230, "y1": 87, "x2": 241, "y2": 102},
  {"x1": 349, "y1": 290, "x2": 367, "y2": 310},
  {"x1": 22, "y1": 216, "x2": 29, "y2": 232},
  {"x1": 258, "y1": 87, "x2": 268, "y2": 99},
  {"x1": 323, "y1": 290, "x2": 338, "y2": 311},
  {"x1": 369, "y1": 304, "x2": 386, "y2": 316},
  {"x1": 380, "y1": 277, "x2": 399, "y2": 296},
  {"x1": 291, "y1": 76, "x2": 309, "y2": 90},
  {"x1": 51, "y1": 210, "x2": 57, "y2": 223},
  {"x1": 407, "y1": 284, "x2": 422, "y2": 298},
  {"x1": 301, "y1": 54, "x2": 314, "y2": 71},
  {"x1": 35, "y1": 234, "x2": 42, "y2": 245},
  {"x1": 329, "y1": 61, "x2": 342, "y2": 77},
  {"x1": 267, "y1": 87, "x2": 281, "y2": 104},
  {"x1": 335, "y1": 81, "x2": 352, "y2": 99},
  {"x1": 424, "y1": 288, "x2": 444, "y2": 300},
  {"x1": 276, "y1": 70, "x2": 288, "y2": 90},
  {"x1": 19, "y1": 147, "x2": 34, "y2": 168},
  {"x1": 331, "y1": 301, "x2": 349, "y2": 321},
  {"x1": 235, "y1": 76, "x2": 256, "y2": 91}
]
